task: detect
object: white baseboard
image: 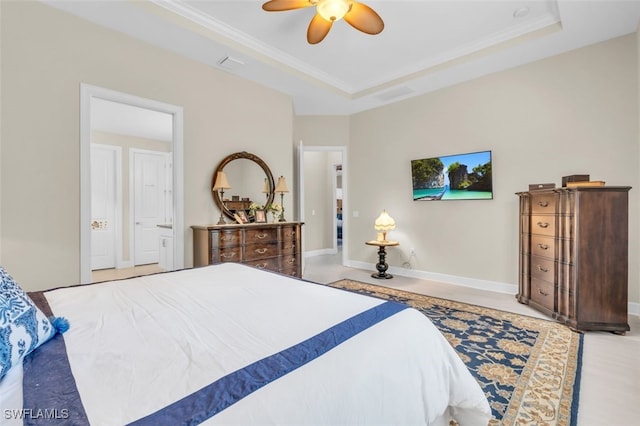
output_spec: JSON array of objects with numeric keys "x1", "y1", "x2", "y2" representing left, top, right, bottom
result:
[
  {"x1": 346, "y1": 260, "x2": 640, "y2": 317},
  {"x1": 347, "y1": 260, "x2": 517, "y2": 294},
  {"x1": 305, "y1": 248, "x2": 338, "y2": 258}
]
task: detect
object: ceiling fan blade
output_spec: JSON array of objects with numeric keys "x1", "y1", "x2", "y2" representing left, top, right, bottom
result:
[
  {"x1": 262, "y1": 0, "x2": 314, "y2": 12},
  {"x1": 307, "y1": 14, "x2": 333, "y2": 44},
  {"x1": 344, "y1": 2, "x2": 384, "y2": 35}
]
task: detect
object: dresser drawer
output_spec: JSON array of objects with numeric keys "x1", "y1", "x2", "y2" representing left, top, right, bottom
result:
[
  {"x1": 246, "y1": 228, "x2": 278, "y2": 244},
  {"x1": 212, "y1": 246, "x2": 242, "y2": 263},
  {"x1": 244, "y1": 243, "x2": 279, "y2": 261},
  {"x1": 531, "y1": 194, "x2": 557, "y2": 214},
  {"x1": 244, "y1": 257, "x2": 280, "y2": 272},
  {"x1": 531, "y1": 235, "x2": 555, "y2": 259},
  {"x1": 281, "y1": 241, "x2": 297, "y2": 255},
  {"x1": 530, "y1": 278, "x2": 555, "y2": 311},
  {"x1": 212, "y1": 229, "x2": 242, "y2": 249},
  {"x1": 530, "y1": 256, "x2": 555, "y2": 283},
  {"x1": 280, "y1": 254, "x2": 299, "y2": 271},
  {"x1": 531, "y1": 215, "x2": 555, "y2": 237},
  {"x1": 280, "y1": 225, "x2": 298, "y2": 242}
]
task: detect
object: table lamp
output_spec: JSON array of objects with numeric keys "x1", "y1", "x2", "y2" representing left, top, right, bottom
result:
[
  {"x1": 275, "y1": 176, "x2": 289, "y2": 222},
  {"x1": 212, "y1": 171, "x2": 231, "y2": 224},
  {"x1": 374, "y1": 210, "x2": 395, "y2": 242}
]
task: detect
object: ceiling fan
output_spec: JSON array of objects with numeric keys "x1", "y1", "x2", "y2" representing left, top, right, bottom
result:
[{"x1": 262, "y1": 0, "x2": 384, "y2": 44}]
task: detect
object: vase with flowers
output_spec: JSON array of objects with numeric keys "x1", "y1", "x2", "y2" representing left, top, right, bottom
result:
[{"x1": 266, "y1": 203, "x2": 283, "y2": 223}]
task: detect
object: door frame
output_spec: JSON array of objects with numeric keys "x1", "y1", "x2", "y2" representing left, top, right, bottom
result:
[
  {"x1": 80, "y1": 84, "x2": 184, "y2": 284},
  {"x1": 297, "y1": 142, "x2": 348, "y2": 268}
]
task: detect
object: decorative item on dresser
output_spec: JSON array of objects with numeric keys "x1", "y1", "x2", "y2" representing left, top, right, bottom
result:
[
  {"x1": 192, "y1": 222, "x2": 303, "y2": 277},
  {"x1": 516, "y1": 186, "x2": 632, "y2": 334}
]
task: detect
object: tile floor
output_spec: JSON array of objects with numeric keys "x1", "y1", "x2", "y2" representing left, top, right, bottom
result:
[{"x1": 303, "y1": 251, "x2": 640, "y2": 426}]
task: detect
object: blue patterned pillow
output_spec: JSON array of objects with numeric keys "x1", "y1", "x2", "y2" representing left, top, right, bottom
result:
[{"x1": 0, "y1": 267, "x2": 56, "y2": 381}]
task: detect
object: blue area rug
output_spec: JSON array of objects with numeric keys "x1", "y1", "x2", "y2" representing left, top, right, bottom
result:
[{"x1": 328, "y1": 279, "x2": 583, "y2": 426}]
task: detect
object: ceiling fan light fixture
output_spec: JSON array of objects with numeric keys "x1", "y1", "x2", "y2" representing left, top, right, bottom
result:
[{"x1": 317, "y1": 0, "x2": 351, "y2": 22}]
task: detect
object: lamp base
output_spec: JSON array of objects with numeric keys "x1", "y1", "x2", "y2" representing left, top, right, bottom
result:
[
  {"x1": 278, "y1": 193, "x2": 286, "y2": 223},
  {"x1": 372, "y1": 272, "x2": 394, "y2": 279},
  {"x1": 216, "y1": 213, "x2": 226, "y2": 225},
  {"x1": 372, "y1": 245, "x2": 393, "y2": 279}
]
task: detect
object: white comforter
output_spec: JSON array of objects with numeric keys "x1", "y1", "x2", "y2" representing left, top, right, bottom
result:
[{"x1": 3, "y1": 263, "x2": 490, "y2": 425}]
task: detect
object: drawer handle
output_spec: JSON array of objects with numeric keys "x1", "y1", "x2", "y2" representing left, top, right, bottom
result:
[
  {"x1": 538, "y1": 288, "x2": 549, "y2": 296},
  {"x1": 221, "y1": 252, "x2": 237, "y2": 259},
  {"x1": 221, "y1": 236, "x2": 235, "y2": 242},
  {"x1": 536, "y1": 265, "x2": 549, "y2": 273},
  {"x1": 286, "y1": 231, "x2": 296, "y2": 237},
  {"x1": 537, "y1": 201, "x2": 549, "y2": 207},
  {"x1": 286, "y1": 258, "x2": 295, "y2": 265},
  {"x1": 537, "y1": 243, "x2": 549, "y2": 250},
  {"x1": 283, "y1": 245, "x2": 295, "y2": 251},
  {"x1": 255, "y1": 233, "x2": 267, "y2": 239},
  {"x1": 537, "y1": 221, "x2": 550, "y2": 228},
  {"x1": 255, "y1": 263, "x2": 267, "y2": 269},
  {"x1": 255, "y1": 248, "x2": 268, "y2": 254}
]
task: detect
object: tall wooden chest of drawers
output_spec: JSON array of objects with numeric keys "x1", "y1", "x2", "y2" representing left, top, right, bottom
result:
[
  {"x1": 516, "y1": 187, "x2": 631, "y2": 333},
  {"x1": 191, "y1": 222, "x2": 303, "y2": 277}
]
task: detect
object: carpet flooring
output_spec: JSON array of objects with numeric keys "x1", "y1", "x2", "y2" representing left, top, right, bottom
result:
[{"x1": 328, "y1": 279, "x2": 583, "y2": 426}]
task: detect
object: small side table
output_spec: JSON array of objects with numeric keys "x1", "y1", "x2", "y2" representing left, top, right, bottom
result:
[{"x1": 365, "y1": 240, "x2": 399, "y2": 279}]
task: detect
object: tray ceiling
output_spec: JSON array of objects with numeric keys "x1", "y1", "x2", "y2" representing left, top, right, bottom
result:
[{"x1": 44, "y1": 0, "x2": 640, "y2": 115}]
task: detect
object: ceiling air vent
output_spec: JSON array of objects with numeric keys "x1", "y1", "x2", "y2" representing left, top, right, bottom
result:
[{"x1": 217, "y1": 56, "x2": 245, "y2": 72}]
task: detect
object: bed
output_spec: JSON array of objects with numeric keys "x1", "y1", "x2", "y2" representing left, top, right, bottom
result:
[{"x1": 1, "y1": 263, "x2": 490, "y2": 425}]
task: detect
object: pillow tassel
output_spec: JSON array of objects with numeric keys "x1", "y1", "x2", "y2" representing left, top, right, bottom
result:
[{"x1": 50, "y1": 317, "x2": 70, "y2": 334}]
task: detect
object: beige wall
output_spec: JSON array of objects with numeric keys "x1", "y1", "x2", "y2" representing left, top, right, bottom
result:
[
  {"x1": 0, "y1": 2, "x2": 293, "y2": 291},
  {"x1": 294, "y1": 116, "x2": 350, "y2": 147},
  {"x1": 347, "y1": 34, "x2": 639, "y2": 303}
]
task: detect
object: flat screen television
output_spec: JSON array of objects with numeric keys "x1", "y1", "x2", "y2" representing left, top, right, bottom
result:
[{"x1": 411, "y1": 150, "x2": 493, "y2": 201}]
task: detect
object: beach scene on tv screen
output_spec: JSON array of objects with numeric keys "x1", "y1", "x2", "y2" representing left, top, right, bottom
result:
[{"x1": 411, "y1": 151, "x2": 493, "y2": 201}]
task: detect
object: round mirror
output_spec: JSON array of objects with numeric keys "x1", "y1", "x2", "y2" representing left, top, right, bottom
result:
[{"x1": 211, "y1": 151, "x2": 275, "y2": 221}]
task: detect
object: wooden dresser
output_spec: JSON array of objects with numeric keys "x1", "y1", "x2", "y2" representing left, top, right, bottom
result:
[
  {"x1": 191, "y1": 222, "x2": 303, "y2": 277},
  {"x1": 516, "y1": 187, "x2": 631, "y2": 333}
]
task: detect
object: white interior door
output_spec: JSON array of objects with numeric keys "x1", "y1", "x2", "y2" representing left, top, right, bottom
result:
[
  {"x1": 133, "y1": 150, "x2": 166, "y2": 266},
  {"x1": 91, "y1": 145, "x2": 118, "y2": 270}
]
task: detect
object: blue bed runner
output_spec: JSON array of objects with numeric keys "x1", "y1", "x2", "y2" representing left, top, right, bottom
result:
[
  {"x1": 22, "y1": 333, "x2": 89, "y2": 425},
  {"x1": 129, "y1": 301, "x2": 408, "y2": 425}
]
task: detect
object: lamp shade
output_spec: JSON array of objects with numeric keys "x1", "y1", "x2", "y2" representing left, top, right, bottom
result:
[
  {"x1": 275, "y1": 176, "x2": 289, "y2": 193},
  {"x1": 212, "y1": 171, "x2": 231, "y2": 190},
  {"x1": 374, "y1": 210, "x2": 396, "y2": 232},
  {"x1": 262, "y1": 178, "x2": 270, "y2": 194}
]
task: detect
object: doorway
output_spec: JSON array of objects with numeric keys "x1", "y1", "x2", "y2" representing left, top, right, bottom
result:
[
  {"x1": 80, "y1": 84, "x2": 184, "y2": 284},
  {"x1": 297, "y1": 143, "x2": 348, "y2": 271}
]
